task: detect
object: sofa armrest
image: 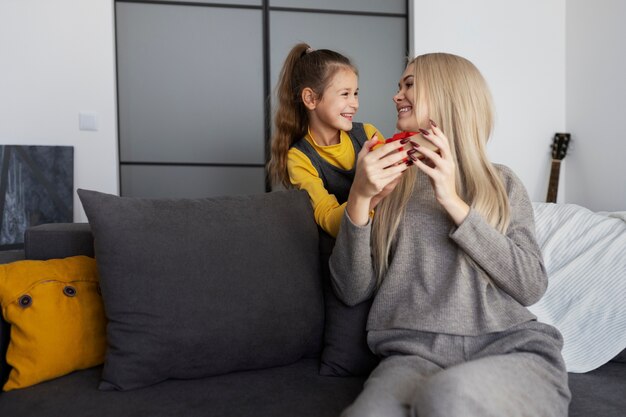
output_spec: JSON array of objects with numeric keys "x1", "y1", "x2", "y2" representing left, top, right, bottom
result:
[{"x1": 24, "y1": 223, "x2": 94, "y2": 260}]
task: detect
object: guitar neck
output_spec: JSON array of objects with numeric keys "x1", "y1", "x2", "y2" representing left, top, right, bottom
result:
[{"x1": 546, "y1": 159, "x2": 561, "y2": 203}]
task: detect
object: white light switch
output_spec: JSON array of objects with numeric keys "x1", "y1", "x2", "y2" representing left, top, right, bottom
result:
[{"x1": 79, "y1": 111, "x2": 98, "y2": 131}]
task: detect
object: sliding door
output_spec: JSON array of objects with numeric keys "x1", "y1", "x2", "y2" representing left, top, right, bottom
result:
[{"x1": 116, "y1": 0, "x2": 408, "y2": 198}]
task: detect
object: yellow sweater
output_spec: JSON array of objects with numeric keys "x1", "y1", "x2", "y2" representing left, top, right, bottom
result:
[{"x1": 287, "y1": 123, "x2": 383, "y2": 237}]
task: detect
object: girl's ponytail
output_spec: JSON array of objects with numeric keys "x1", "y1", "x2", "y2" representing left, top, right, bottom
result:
[{"x1": 268, "y1": 43, "x2": 311, "y2": 188}]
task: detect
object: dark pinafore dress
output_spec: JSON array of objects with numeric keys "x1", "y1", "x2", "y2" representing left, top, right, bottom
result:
[
  {"x1": 289, "y1": 122, "x2": 368, "y2": 282},
  {"x1": 291, "y1": 122, "x2": 380, "y2": 375}
]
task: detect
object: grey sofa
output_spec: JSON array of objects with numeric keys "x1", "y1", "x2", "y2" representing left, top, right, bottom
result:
[{"x1": 0, "y1": 190, "x2": 625, "y2": 417}]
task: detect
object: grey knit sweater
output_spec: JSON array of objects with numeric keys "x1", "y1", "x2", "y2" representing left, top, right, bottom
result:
[{"x1": 329, "y1": 164, "x2": 547, "y2": 336}]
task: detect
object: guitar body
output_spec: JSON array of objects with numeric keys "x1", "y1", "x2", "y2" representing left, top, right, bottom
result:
[{"x1": 546, "y1": 133, "x2": 570, "y2": 203}]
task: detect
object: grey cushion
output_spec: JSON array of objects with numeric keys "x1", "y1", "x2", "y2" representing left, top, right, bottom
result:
[
  {"x1": 77, "y1": 189, "x2": 324, "y2": 391},
  {"x1": 317, "y1": 232, "x2": 379, "y2": 376},
  {"x1": 320, "y1": 288, "x2": 379, "y2": 376}
]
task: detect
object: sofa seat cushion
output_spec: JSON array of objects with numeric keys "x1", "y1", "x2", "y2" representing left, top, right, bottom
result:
[
  {"x1": 0, "y1": 359, "x2": 365, "y2": 417},
  {"x1": 1, "y1": 361, "x2": 625, "y2": 417},
  {"x1": 568, "y1": 362, "x2": 626, "y2": 417}
]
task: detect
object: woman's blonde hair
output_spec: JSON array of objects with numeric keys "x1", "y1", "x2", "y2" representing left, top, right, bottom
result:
[
  {"x1": 371, "y1": 53, "x2": 510, "y2": 285},
  {"x1": 267, "y1": 43, "x2": 357, "y2": 188}
]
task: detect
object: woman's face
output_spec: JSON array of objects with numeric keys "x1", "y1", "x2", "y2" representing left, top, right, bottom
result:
[{"x1": 393, "y1": 63, "x2": 428, "y2": 132}]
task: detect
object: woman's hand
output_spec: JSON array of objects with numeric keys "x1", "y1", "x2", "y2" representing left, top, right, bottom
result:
[
  {"x1": 346, "y1": 135, "x2": 410, "y2": 225},
  {"x1": 413, "y1": 121, "x2": 470, "y2": 225}
]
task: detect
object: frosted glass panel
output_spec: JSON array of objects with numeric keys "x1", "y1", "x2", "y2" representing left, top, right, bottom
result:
[
  {"x1": 270, "y1": 0, "x2": 405, "y2": 14},
  {"x1": 121, "y1": 165, "x2": 266, "y2": 198},
  {"x1": 270, "y1": 11, "x2": 407, "y2": 138},
  {"x1": 146, "y1": 0, "x2": 261, "y2": 5},
  {"x1": 117, "y1": 3, "x2": 264, "y2": 164}
]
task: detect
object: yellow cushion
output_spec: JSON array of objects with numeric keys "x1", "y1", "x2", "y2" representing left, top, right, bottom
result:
[{"x1": 0, "y1": 256, "x2": 106, "y2": 391}]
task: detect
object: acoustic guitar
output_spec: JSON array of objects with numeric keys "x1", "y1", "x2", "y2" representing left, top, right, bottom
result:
[{"x1": 546, "y1": 133, "x2": 570, "y2": 203}]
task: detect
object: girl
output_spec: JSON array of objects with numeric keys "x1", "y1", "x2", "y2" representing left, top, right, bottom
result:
[
  {"x1": 329, "y1": 53, "x2": 571, "y2": 416},
  {"x1": 267, "y1": 43, "x2": 411, "y2": 238}
]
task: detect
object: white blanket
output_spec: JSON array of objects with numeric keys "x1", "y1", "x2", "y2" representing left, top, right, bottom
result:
[{"x1": 529, "y1": 203, "x2": 626, "y2": 373}]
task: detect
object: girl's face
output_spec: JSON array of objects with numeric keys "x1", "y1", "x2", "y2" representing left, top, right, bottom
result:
[
  {"x1": 308, "y1": 68, "x2": 359, "y2": 135},
  {"x1": 393, "y1": 63, "x2": 428, "y2": 132}
]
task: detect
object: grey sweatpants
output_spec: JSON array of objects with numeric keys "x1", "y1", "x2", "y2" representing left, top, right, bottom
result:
[{"x1": 341, "y1": 321, "x2": 571, "y2": 417}]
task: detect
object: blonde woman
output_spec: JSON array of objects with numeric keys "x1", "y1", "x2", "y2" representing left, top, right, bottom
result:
[{"x1": 330, "y1": 53, "x2": 571, "y2": 416}]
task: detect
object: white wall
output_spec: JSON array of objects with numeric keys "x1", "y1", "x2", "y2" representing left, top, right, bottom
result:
[
  {"x1": 0, "y1": 0, "x2": 118, "y2": 222},
  {"x1": 565, "y1": 0, "x2": 626, "y2": 211},
  {"x1": 410, "y1": 0, "x2": 566, "y2": 203}
]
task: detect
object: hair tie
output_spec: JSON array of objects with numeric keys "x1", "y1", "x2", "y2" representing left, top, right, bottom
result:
[{"x1": 300, "y1": 47, "x2": 315, "y2": 58}]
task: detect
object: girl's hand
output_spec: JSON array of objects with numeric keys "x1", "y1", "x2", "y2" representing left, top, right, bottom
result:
[
  {"x1": 353, "y1": 135, "x2": 410, "y2": 198},
  {"x1": 346, "y1": 135, "x2": 410, "y2": 225},
  {"x1": 369, "y1": 176, "x2": 402, "y2": 210},
  {"x1": 412, "y1": 121, "x2": 470, "y2": 225}
]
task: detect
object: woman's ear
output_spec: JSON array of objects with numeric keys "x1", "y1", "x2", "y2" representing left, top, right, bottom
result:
[{"x1": 302, "y1": 88, "x2": 317, "y2": 110}]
